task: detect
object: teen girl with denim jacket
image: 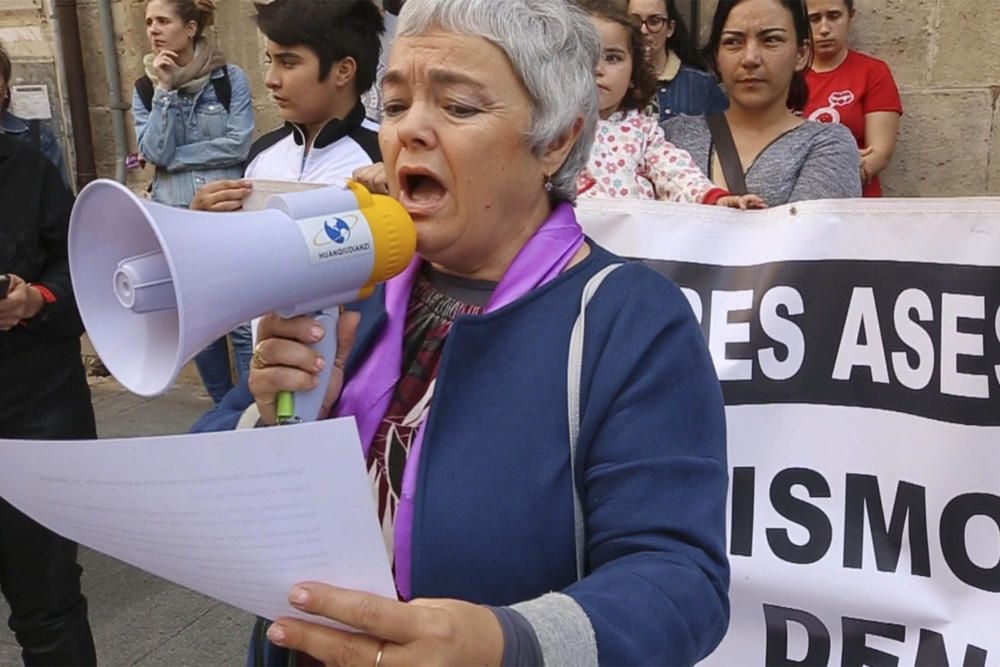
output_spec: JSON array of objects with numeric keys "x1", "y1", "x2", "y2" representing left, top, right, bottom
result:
[
  {"x1": 133, "y1": 0, "x2": 254, "y2": 208},
  {"x1": 133, "y1": 0, "x2": 255, "y2": 403},
  {"x1": 132, "y1": 63, "x2": 254, "y2": 207}
]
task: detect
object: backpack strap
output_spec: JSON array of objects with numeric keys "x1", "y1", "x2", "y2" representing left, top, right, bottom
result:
[
  {"x1": 211, "y1": 66, "x2": 232, "y2": 112},
  {"x1": 706, "y1": 112, "x2": 748, "y2": 195},
  {"x1": 28, "y1": 119, "x2": 41, "y2": 149},
  {"x1": 134, "y1": 68, "x2": 231, "y2": 112},
  {"x1": 135, "y1": 76, "x2": 155, "y2": 112},
  {"x1": 567, "y1": 262, "x2": 624, "y2": 582}
]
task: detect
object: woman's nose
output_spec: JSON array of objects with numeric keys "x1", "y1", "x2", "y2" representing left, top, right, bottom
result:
[
  {"x1": 395, "y1": 103, "x2": 437, "y2": 150},
  {"x1": 741, "y1": 41, "x2": 763, "y2": 66}
]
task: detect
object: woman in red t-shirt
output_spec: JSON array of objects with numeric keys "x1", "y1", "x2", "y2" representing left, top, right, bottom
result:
[{"x1": 804, "y1": 0, "x2": 902, "y2": 196}]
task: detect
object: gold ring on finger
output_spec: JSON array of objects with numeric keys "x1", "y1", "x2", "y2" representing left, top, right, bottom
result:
[{"x1": 251, "y1": 344, "x2": 268, "y2": 370}]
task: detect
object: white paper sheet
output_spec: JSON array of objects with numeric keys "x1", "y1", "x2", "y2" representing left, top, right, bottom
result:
[
  {"x1": 0, "y1": 419, "x2": 395, "y2": 626},
  {"x1": 243, "y1": 179, "x2": 328, "y2": 212}
]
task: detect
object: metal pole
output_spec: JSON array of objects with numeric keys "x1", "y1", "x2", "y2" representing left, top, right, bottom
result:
[
  {"x1": 96, "y1": 0, "x2": 128, "y2": 184},
  {"x1": 54, "y1": 0, "x2": 97, "y2": 190}
]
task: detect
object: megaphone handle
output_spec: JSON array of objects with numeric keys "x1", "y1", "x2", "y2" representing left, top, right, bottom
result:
[{"x1": 277, "y1": 309, "x2": 338, "y2": 424}]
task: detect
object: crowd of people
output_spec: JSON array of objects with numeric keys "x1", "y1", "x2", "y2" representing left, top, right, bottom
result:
[{"x1": 0, "y1": 0, "x2": 904, "y2": 664}]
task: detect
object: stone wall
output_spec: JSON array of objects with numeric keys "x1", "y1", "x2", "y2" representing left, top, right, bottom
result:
[{"x1": 2, "y1": 0, "x2": 999, "y2": 197}]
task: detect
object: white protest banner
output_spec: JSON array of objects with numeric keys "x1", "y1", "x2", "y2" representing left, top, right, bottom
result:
[{"x1": 577, "y1": 197, "x2": 1000, "y2": 667}]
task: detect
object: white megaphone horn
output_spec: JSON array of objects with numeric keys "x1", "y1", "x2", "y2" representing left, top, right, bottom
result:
[{"x1": 69, "y1": 179, "x2": 416, "y2": 421}]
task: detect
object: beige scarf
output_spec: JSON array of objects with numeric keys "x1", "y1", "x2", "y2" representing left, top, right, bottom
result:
[
  {"x1": 144, "y1": 39, "x2": 226, "y2": 95},
  {"x1": 657, "y1": 49, "x2": 682, "y2": 83}
]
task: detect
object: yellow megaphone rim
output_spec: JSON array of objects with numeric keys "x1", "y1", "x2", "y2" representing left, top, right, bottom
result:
[{"x1": 346, "y1": 180, "x2": 417, "y2": 299}]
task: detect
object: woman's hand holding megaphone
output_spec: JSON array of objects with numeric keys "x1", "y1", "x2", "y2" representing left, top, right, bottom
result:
[
  {"x1": 351, "y1": 163, "x2": 389, "y2": 195},
  {"x1": 249, "y1": 310, "x2": 361, "y2": 425}
]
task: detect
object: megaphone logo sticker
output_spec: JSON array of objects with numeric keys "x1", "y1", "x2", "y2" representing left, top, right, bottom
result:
[
  {"x1": 315, "y1": 216, "x2": 356, "y2": 246},
  {"x1": 297, "y1": 210, "x2": 373, "y2": 265}
]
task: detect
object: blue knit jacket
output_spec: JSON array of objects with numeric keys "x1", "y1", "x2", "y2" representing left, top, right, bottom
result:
[{"x1": 192, "y1": 243, "x2": 730, "y2": 665}]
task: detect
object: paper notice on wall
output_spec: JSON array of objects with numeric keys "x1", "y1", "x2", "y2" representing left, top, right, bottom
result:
[{"x1": 10, "y1": 83, "x2": 52, "y2": 120}]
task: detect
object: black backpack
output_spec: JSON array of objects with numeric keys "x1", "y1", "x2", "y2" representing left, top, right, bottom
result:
[{"x1": 134, "y1": 67, "x2": 232, "y2": 112}]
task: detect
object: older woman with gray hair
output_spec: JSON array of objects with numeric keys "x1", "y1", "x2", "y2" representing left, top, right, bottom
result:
[{"x1": 207, "y1": 0, "x2": 729, "y2": 664}]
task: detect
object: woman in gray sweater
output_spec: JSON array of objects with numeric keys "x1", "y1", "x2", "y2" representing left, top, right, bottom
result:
[{"x1": 662, "y1": 0, "x2": 860, "y2": 206}]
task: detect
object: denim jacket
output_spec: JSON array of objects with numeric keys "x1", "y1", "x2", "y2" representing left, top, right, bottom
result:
[
  {"x1": 655, "y1": 65, "x2": 729, "y2": 123},
  {"x1": 132, "y1": 64, "x2": 254, "y2": 207},
  {"x1": 0, "y1": 109, "x2": 69, "y2": 185}
]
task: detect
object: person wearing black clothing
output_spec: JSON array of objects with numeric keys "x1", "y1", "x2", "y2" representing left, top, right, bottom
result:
[{"x1": 0, "y1": 133, "x2": 97, "y2": 665}]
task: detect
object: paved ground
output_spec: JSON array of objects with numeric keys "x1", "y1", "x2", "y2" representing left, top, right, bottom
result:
[{"x1": 0, "y1": 375, "x2": 254, "y2": 666}]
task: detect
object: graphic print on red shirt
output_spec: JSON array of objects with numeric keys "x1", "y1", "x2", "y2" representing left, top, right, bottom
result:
[{"x1": 804, "y1": 49, "x2": 902, "y2": 197}]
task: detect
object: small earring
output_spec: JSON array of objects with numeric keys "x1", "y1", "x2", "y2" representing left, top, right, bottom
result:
[{"x1": 543, "y1": 174, "x2": 554, "y2": 193}]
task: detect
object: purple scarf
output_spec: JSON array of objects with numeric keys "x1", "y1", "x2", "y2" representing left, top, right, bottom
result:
[{"x1": 335, "y1": 203, "x2": 585, "y2": 599}]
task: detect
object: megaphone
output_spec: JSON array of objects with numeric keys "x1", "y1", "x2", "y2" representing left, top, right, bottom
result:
[{"x1": 69, "y1": 179, "x2": 416, "y2": 420}]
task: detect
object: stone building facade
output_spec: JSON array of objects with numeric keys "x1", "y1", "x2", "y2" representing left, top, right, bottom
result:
[{"x1": 2, "y1": 0, "x2": 999, "y2": 197}]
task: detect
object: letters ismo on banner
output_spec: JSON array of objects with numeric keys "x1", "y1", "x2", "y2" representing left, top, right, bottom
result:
[{"x1": 577, "y1": 198, "x2": 1000, "y2": 666}]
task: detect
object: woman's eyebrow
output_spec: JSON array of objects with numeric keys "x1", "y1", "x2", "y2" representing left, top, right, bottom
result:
[
  {"x1": 427, "y1": 68, "x2": 488, "y2": 91},
  {"x1": 382, "y1": 68, "x2": 488, "y2": 91},
  {"x1": 382, "y1": 69, "x2": 407, "y2": 87}
]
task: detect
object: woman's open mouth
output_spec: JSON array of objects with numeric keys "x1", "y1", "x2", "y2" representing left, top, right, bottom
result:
[{"x1": 398, "y1": 168, "x2": 449, "y2": 217}]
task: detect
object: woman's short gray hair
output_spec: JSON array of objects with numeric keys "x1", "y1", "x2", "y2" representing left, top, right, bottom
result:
[{"x1": 396, "y1": 0, "x2": 600, "y2": 204}]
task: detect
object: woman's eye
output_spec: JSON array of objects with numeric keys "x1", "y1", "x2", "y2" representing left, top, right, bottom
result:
[
  {"x1": 606, "y1": 53, "x2": 623, "y2": 64},
  {"x1": 382, "y1": 102, "x2": 408, "y2": 117},
  {"x1": 445, "y1": 104, "x2": 479, "y2": 118}
]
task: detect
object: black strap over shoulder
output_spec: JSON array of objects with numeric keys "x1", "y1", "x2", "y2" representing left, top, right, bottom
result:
[
  {"x1": 706, "y1": 113, "x2": 748, "y2": 195},
  {"x1": 28, "y1": 119, "x2": 41, "y2": 149},
  {"x1": 135, "y1": 76, "x2": 155, "y2": 112},
  {"x1": 213, "y1": 67, "x2": 232, "y2": 112},
  {"x1": 134, "y1": 66, "x2": 231, "y2": 112}
]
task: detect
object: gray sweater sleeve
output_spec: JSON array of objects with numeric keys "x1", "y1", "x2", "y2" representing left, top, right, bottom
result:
[
  {"x1": 510, "y1": 593, "x2": 599, "y2": 666},
  {"x1": 787, "y1": 122, "x2": 862, "y2": 202}
]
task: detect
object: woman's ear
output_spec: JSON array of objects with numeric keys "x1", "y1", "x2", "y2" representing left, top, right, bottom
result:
[
  {"x1": 185, "y1": 20, "x2": 198, "y2": 41},
  {"x1": 540, "y1": 115, "x2": 585, "y2": 178},
  {"x1": 664, "y1": 19, "x2": 676, "y2": 41}
]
